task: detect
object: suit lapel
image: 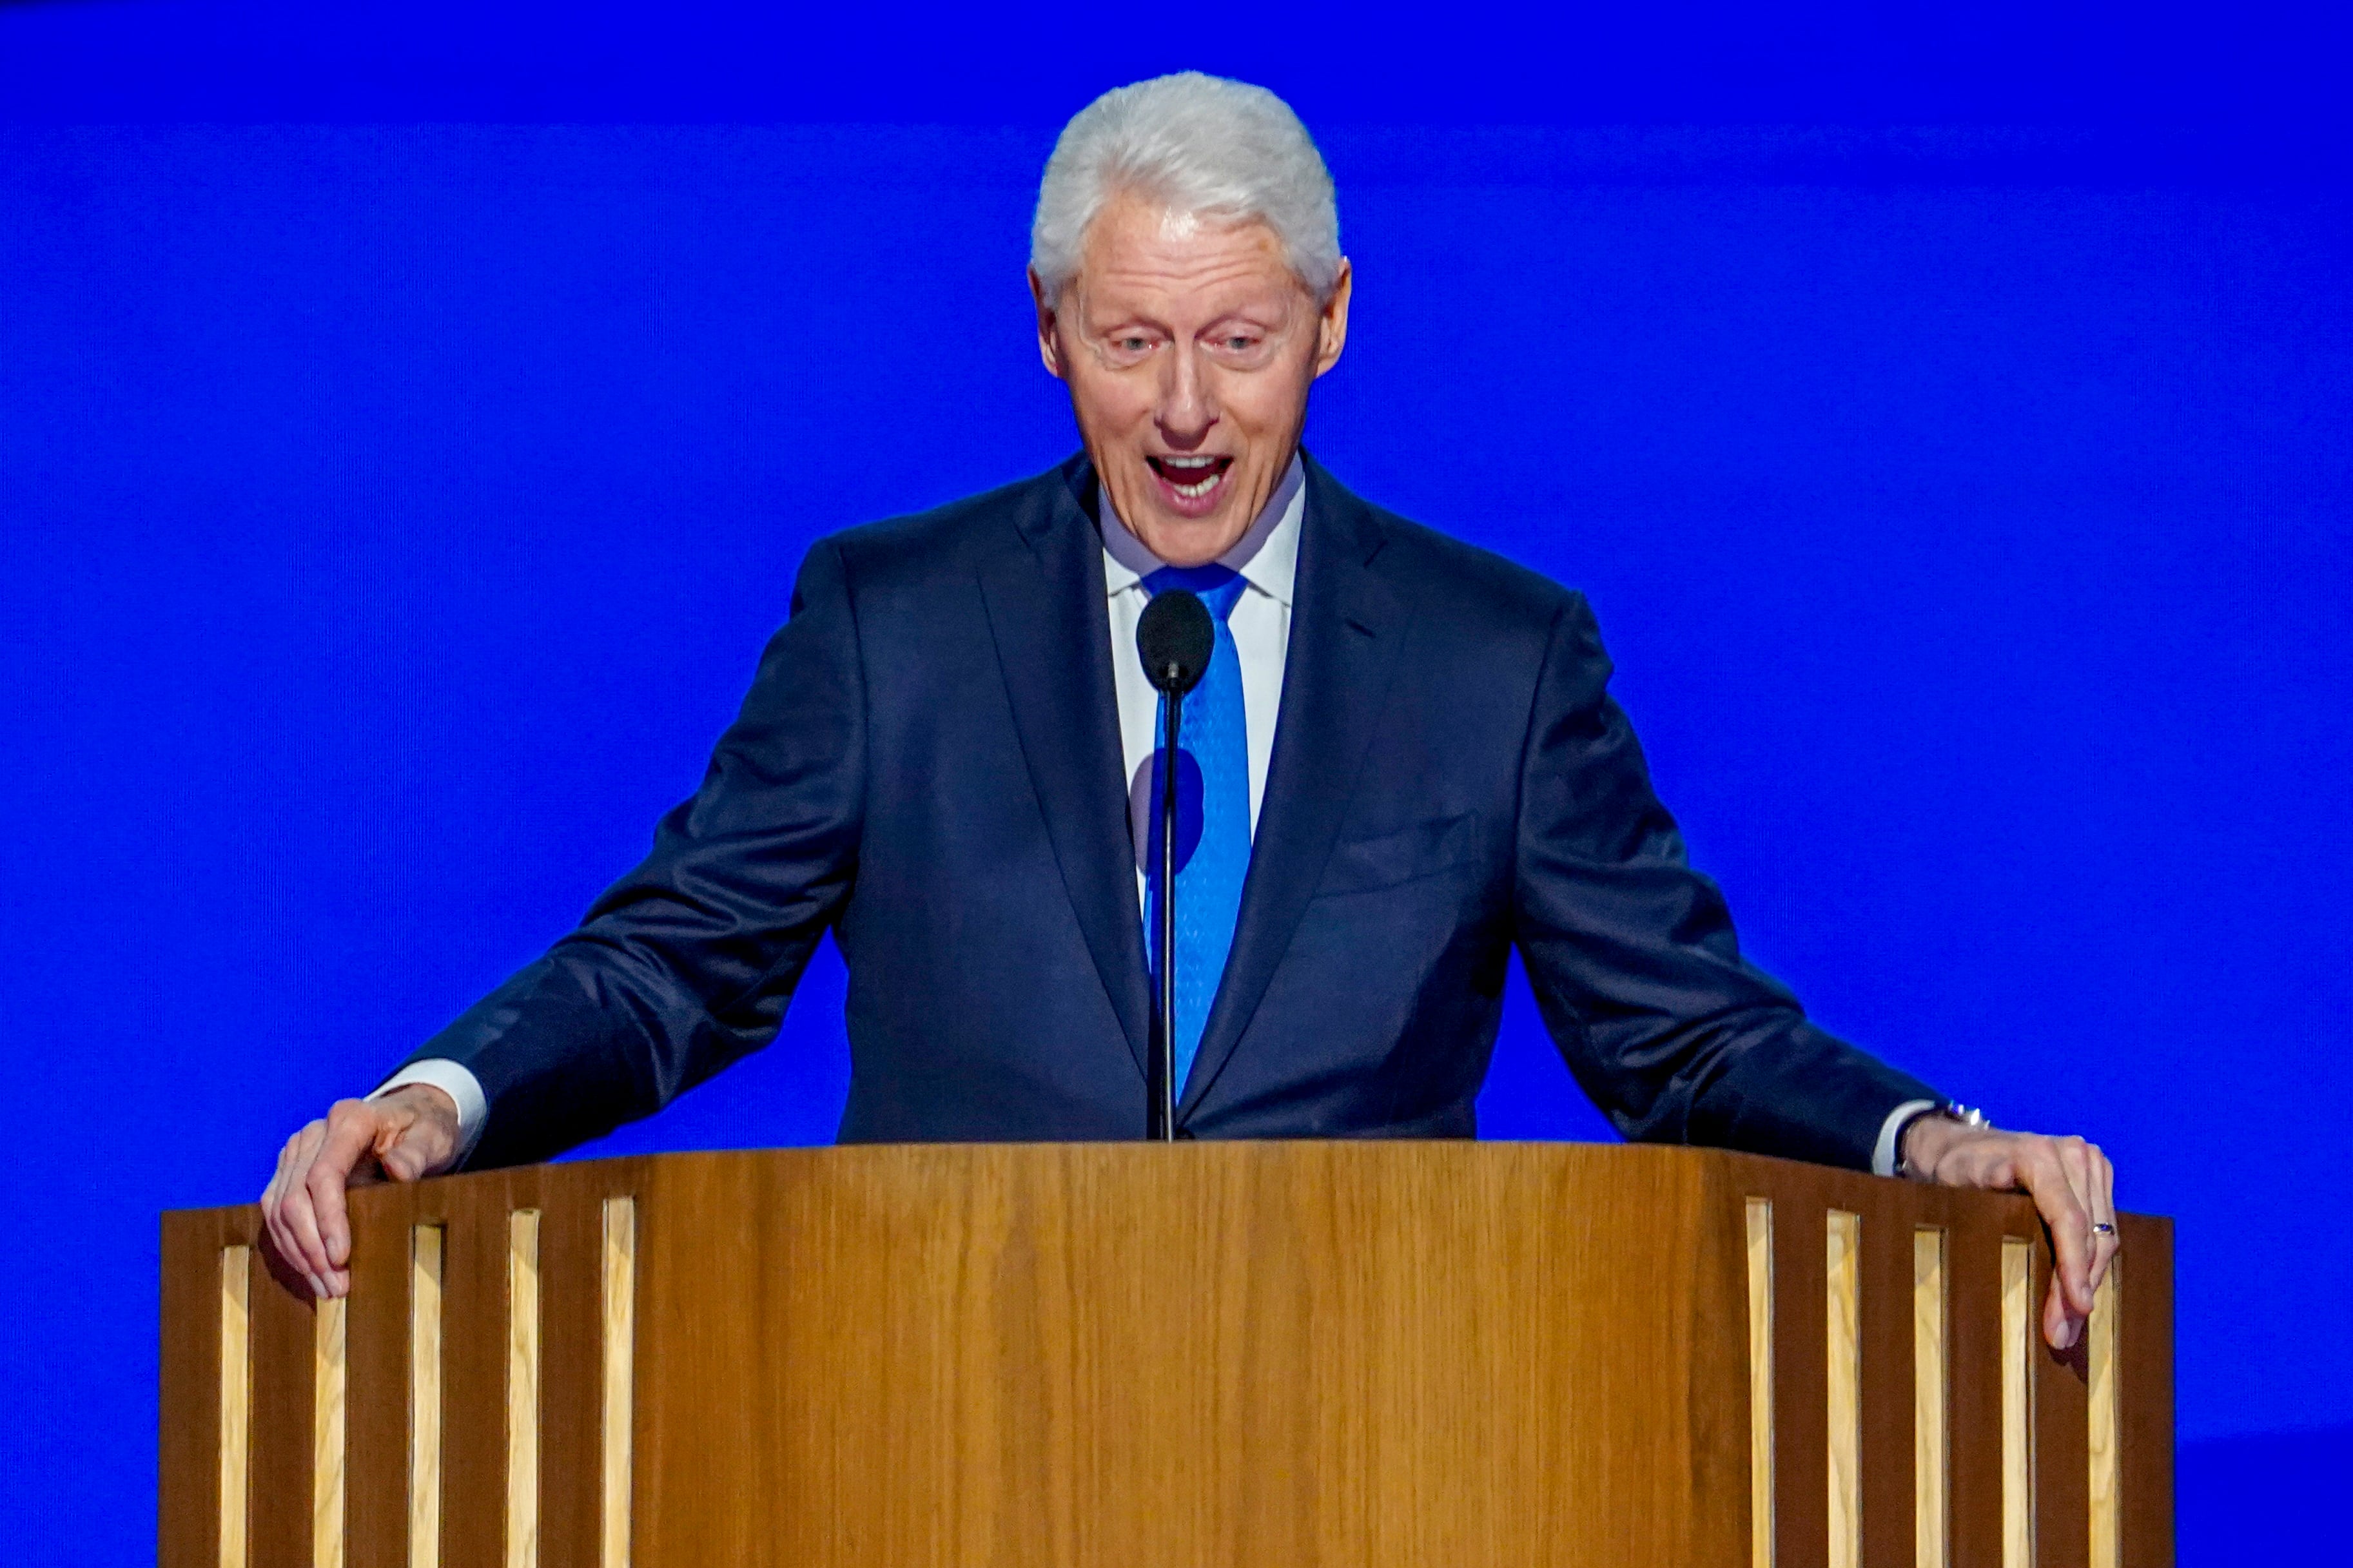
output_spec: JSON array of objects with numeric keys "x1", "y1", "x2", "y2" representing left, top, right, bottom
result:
[
  {"x1": 977, "y1": 457, "x2": 1154, "y2": 1079},
  {"x1": 1179, "y1": 456, "x2": 1413, "y2": 1118}
]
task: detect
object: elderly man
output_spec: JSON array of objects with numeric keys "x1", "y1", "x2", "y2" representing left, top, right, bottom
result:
[{"x1": 263, "y1": 73, "x2": 2117, "y2": 1348}]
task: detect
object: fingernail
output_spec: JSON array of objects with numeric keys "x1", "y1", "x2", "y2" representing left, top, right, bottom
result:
[{"x1": 308, "y1": 1274, "x2": 327, "y2": 1299}]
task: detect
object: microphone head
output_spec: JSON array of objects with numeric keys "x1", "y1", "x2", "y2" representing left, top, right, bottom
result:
[{"x1": 1137, "y1": 589, "x2": 1215, "y2": 696}]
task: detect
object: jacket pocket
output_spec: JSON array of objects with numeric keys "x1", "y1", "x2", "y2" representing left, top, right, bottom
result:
[{"x1": 1314, "y1": 813, "x2": 1481, "y2": 897}]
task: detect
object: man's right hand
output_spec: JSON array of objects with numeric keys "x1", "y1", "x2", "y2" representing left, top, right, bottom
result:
[{"x1": 259, "y1": 1084, "x2": 461, "y2": 1299}]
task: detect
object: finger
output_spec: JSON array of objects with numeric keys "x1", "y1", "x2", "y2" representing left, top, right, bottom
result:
[
  {"x1": 2044, "y1": 1272, "x2": 2077, "y2": 1351},
  {"x1": 260, "y1": 1136, "x2": 286, "y2": 1207},
  {"x1": 289, "y1": 1116, "x2": 329, "y2": 1173},
  {"x1": 277, "y1": 1141, "x2": 338, "y2": 1294},
  {"x1": 2055, "y1": 1138, "x2": 2104, "y2": 1315},
  {"x1": 274, "y1": 1121, "x2": 337, "y2": 1293},
  {"x1": 371, "y1": 1099, "x2": 422, "y2": 1179},
  {"x1": 280, "y1": 1116, "x2": 337, "y2": 1286},
  {"x1": 2034, "y1": 1136, "x2": 2099, "y2": 1317},
  {"x1": 305, "y1": 1101, "x2": 381, "y2": 1292},
  {"x1": 2022, "y1": 1145, "x2": 2093, "y2": 1348},
  {"x1": 378, "y1": 1126, "x2": 443, "y2": 1184},
  {"x1": 259, "y1": 1137, "x2": 298, "y2": 1274},
  {"x1": 379, "y1": 1139, "x2": 424, "y2": 1183},
  {"x1": 378, "y1": 1096, "x2": 459, "y2": 1183},
  {"x1": 259, "y1": 1134, "x2": 293, "y2": 1228},
  {"x1": 2086, "y1": 1144, "x2": 2120, "y2": 1293},
  {"x1": 264, "y1": 1133, "x2": 311, "y2": 1267}
]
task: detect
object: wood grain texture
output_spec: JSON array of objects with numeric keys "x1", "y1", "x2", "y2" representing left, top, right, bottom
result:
[
  {"x1": 409, "y1": 1226, "x2": 444, "y2": 1568},
  {"x1": 1746, "y1": 1199, "x2": 1774, "y2": 1568},
  {"x1": 695, "y1": 1143, "x2": 1732, "y2": 1565},
  {"x1": 1767, "y1": 1169, "x2": 1828, "y2": 1568},
  {"x1": 2115, "y1": 1216, "x2": 2174, "y2": 1568},
  {"x1": 222, "y1": 1246, "x2": 251, "y2": 1568},
  {"x1": 434, "y1": 1175, "x2": 513, "y2": 1568},
  {"x1": 2001, "y1": 1237, "x2": 2035, "y2": 1568},
  {"x1": 1913, "y1": 1228, "x2": 1949, "y2": 1568},
  {"x1": 313, "y1": 1296, "x2": 346, "y2": 1568},
  {"x1": 161, "y1": 1216, "x2": 226, "y2": 1568},
  {"x1": 600, "y1": 1198, "x2": 636, "y2": 1568},
  {"x1": 506, "y1": 1210, "x2": 540, "y2": 1568},
  {"x1": 1824, "y1": 1212, "x2": 1861, "y2": 1568},
  {"x1": 251, "y1": 1234, "x2": 318, "y2": 1568},
  {"x1": 527, "y1": 1174, "x2": 607, "y2": 1568},
  {"x1": 155, "y1": 1145, "x2": 2172, "y2": 1568},
  {"x1": 1942, "y1": 1199, "x2": 2007, "y2": 1568},
  {"x1": 2035, "y1": 1236, "x2": 2091, "y2": 1568},
  {"x1": 343, "y1": 1191, "x2": 411, "y2": 1568},
  {"x1": 2087, "y1": 1258, "x2": 2120, "y2": 1568},
  {"x1": 1718, "y1": 1159, "x2": 2038, "y2": 1568},
  {"x1": 1854, "y1": 1191, "x2": 1914, "y2": 1568}
]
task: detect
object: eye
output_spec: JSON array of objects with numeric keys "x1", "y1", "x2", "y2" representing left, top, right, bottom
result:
[{"x1": 1115, "y1": 334, "x2": 1153, "y2": 353}]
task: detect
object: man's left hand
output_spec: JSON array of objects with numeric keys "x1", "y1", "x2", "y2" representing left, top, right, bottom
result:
[{"x1": 1899, "y1": 1116, "x2": 2118, "y2": 1351}]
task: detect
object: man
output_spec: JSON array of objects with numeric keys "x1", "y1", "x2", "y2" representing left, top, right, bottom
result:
[{"x1": 262, "y1": 73, "x2": 2117, "y2": 1349}]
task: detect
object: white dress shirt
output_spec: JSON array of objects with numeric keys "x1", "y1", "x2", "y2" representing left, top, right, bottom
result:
[
  {"x1": 1104, "y1": 455, "x2": 1305, "y2": 893},
  {"x1": 377, "y1": 451, "x2": 1925, "y2": 1176}
]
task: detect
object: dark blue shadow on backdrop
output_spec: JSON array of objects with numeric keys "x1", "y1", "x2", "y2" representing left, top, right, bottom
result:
[{"x1": 1, "y1": 6, "x2": 2348, "y2": 1563}]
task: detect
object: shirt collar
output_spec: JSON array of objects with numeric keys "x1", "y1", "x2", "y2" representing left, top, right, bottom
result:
[{"x1": 1100, "y1": 454, "x2": 1303, "y2": 609}]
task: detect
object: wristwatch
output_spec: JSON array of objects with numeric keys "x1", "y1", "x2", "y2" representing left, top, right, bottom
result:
[{"x1": 1895, "y1": 1101, "x2": 1993, "y2": 1181}]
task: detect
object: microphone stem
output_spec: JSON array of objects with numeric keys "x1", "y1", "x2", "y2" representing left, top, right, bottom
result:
[{"x1": 1151, "y1": 683, "x2": 1181, "y2": 1140}]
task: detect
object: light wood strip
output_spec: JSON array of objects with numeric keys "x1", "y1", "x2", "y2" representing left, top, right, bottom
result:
[
  {"x1": 219, "y1": 1245, "x2": 251, "y2": 1568},
  {"x1": 313, "y1": 1295, "x2": 347, "y2": 1568},
  {"x1": 2001, "y1": 1237, "x2": 2035, "y2": 1568},
  {"x1": 410, "y1": 1225, "x2": 445, "y2": 1568},
  {"x1": 507, "y1": 1210, "x2": 541, "y2": 1568},
  {"x1": 1913, "y1": 1228, "x2": 1949, "y2": 1568},
  {"x1": 601, "y1": 1197, "x2": 637, "y2": 1568},
  {"x1": 1746, "y1": 1197, "x2": 1774, "y2": 1568},
  {"x1": 2087, "y1": 1255, "x2": 2121, "y2": 1568},
  {"x1": 1825, "y1": 1210, "x2": 1862, "y2": 1568}
]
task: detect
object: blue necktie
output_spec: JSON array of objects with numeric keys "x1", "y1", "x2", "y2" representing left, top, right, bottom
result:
[{"x1": 1142, "y1": 563, "x2": 1251, "y2": 1101}]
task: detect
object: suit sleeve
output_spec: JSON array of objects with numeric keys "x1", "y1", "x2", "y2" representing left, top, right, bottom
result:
[
  {"x1": 393, "y1": 537, "x2": 867, "y2": 1168},
  {"x1": 1510, "y1": 592, "x2": 1939, "y2": 1170}
]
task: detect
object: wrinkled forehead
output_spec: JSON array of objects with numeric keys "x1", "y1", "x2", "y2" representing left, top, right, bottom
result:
[{"x1": 1069, "y1": 197, "x2": 1310, "y2": 322}]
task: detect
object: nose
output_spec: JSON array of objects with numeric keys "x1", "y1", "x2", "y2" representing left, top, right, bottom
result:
[{"x1": 1154, "y1": 342, "x2": 1218, "y2": 447}]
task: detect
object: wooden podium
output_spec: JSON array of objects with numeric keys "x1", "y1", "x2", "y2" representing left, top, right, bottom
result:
[{"x1": 160, "y1": 1143, "x2": 2172, "y2": 1567}]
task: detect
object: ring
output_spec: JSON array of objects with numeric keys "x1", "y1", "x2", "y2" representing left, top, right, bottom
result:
[{"x1": 2091, "y1": 1222, "x2": 2116, "y2": 1235}]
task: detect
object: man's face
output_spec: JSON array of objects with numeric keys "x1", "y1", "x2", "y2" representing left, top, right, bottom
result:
[{"x1": 1033, "y1": 191, "x2": 1351, "y2": 566}]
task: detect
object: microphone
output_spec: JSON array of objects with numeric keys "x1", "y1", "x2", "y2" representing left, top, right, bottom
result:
[
  {"x1": 1137, "y1": 589, "x2": 1213, "y2": 698},
  {"x1": 1136, "y1": 589, "x2": 1213, "y2": 1140}
]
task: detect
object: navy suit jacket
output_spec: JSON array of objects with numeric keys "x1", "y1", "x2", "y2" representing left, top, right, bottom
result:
[{"x1": 410, "y1": 453, "x2": 1937, "y2": 1170}]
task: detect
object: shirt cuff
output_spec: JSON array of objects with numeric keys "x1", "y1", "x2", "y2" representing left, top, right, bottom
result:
[
  {"x1": 370, "y1": 1058, "x2": 489, "y2": 1167},
  {"x1": 1873, "y1": 1098, "x2": 1942, "y2": 1179}
]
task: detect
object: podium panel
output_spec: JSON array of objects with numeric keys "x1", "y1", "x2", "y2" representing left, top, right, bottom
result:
[{"x1": 160, "y1": 1143, "x2": 2171, "y2": 1567}]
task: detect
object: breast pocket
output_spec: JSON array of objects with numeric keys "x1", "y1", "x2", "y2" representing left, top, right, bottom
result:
[{"x1": 1314, "y1": 813, "x2": 1483, "y2": 898}]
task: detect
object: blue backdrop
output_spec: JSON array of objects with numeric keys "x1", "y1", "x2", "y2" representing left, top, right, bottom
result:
[{"x1": 1, "y1": 3, "x2": 2347, "y2": 1561}]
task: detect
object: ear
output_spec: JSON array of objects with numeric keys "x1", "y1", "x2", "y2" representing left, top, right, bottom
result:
[
  {"x1": 1311, "y1": 258, "x2": 1353, "y2": 379},
  {"x1": 1028, "y1": 267, "x2": 1066, "y2": 380}
]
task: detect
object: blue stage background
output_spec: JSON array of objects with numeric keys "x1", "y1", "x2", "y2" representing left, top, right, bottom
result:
[{"x1": 1, "y1": 5, "x2": 2347, "y2": 1561}]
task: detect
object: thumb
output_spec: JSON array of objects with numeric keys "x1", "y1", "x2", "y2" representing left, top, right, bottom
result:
[{"x1": 373, "y1": 1099, "x2": 457, "y2": 1183}]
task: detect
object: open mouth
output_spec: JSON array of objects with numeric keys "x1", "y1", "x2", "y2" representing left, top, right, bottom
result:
[{"x1": 1146, "y1": 454, "x2": 1233, "y2": 504}]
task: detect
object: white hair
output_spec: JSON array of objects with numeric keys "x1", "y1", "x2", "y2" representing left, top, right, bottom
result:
[{"x1": 1031, "y1": 72, "x2": 1342, "y2": 305}]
